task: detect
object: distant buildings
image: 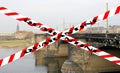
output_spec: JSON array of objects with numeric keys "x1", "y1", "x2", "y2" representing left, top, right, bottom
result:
[
  {"x1": 0, "y1": 24, "x2": 34, "y2": 40},
  {"x1": 81, "y1": 25, "x2": 120, "y2": 33},
  {"x1": 15, "y1": 31, "x2": 33, "y2": 40},
  {"x1": 108, "y1": 25, "x2": 120, "y2": 33},
  {"x1": 87, "y1": 27, "x2": 105, "y2": 30},
  {"x1": 0, "y1": 32, "x2": 15, "y2": 40}
]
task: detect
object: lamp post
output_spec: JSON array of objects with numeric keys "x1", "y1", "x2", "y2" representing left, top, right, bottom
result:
[
  {"x1": 106, "y1": 3, "x2": 109, "y2": 38},
  {"x1": 105, "y1": 2, "x2": 109, "y2": 46}
]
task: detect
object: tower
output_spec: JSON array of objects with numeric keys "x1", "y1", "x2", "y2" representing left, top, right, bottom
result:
[{"x1": 16, "y1": 22, "x2": 19, "y2": 32}]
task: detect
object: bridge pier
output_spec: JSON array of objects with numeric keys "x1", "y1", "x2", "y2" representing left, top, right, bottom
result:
[
  {"x1": 61, "y1": 44, "x2": 120, "y2": 73},
  {"x1": 61, "y1": 60, "x2": 84, "y2": 73}
]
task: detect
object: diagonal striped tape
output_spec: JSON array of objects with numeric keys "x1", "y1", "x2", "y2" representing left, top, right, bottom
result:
[{"x1": 0, "y1": 5, "x2": 120, "y2": 67}]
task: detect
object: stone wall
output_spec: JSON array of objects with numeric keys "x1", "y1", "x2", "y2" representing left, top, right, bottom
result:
[
  {"x1": 64, "y1": 43, "x2": 120, "y2": 73},
  {"x1": 34, "y1": 34, "x2": 68, "y2": 57}
]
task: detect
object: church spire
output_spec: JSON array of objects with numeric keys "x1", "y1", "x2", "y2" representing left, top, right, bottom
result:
[{"x1": 16, "y1": 22, "x2": 19, "y2": 32}]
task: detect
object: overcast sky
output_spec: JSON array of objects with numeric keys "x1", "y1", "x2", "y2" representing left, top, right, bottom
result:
[{"x1": 0, "y1": 0, "x2": 120, "y2": 33}]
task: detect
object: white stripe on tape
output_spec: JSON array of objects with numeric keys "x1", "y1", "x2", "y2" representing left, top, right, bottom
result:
[{"x1": 1, "y1": 56, "x2": 10, "y2": 67}]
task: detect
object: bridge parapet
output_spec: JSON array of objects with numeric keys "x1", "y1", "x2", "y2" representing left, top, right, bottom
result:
[{"x1": 72, "y1": 33, "x2": 120, "y2": 48}]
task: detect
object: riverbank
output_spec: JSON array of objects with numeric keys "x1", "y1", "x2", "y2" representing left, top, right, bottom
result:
[
  {"x1": 0, "y1": 39, "x2": 69, "y2": 57},
  {"x1": 0, "y1": 40, "x2": 33, "y2": 49}
]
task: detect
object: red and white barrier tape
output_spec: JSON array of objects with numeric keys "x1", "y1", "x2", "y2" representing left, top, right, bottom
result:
[{"x1": 0, "y1": 5, "x2": 120, "y2": 67}]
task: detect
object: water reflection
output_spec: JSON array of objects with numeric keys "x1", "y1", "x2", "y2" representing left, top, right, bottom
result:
[
  {"x1": 35, "y1": 57, "x2": 84, "y2": 73},
  {"x1": 61, "y1": 60, "x2": 84, "y2": 73},
  {"x1": 35, "y1": 57, "x2": 67, "y2": 73},
  {"x1": 0, "y1": 49, "x2": 68, "y2": 73}
]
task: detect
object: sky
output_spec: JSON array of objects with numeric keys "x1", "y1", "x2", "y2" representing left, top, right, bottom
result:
[{"x1": 0, "y1": 0, "x2": 120, "y2": 33}]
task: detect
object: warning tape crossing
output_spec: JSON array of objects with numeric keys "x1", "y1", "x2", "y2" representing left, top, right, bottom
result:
[{"x1": 0, "y1": 5, "x2": 120, "y2": 67}]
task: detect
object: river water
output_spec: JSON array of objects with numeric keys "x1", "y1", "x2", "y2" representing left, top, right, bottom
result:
[
  {"x1": 0, "y1": 49, "x2": 67, "y2": 73},
  {"x1": 0, "y1": 46, "x2": 120, "y2": 73}
]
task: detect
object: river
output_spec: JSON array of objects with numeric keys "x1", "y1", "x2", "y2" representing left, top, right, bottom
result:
[
  {"x1": 0, "y1": 46, "x2": 120, "y2": 73},
  {"x1": 0, "y1": 48, "x2": 67, "y2": 73}
]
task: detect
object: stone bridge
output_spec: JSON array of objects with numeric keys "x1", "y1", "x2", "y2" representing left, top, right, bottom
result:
[
  {"x1": 34, "y1": 33, "x2": 120, "y2": 48},
  {"x1": 73, "y1": 33, "x2": 120, "y2": 48},
  {"x1": 34, "y1": 33, "x2": 120, "y2": 73}
]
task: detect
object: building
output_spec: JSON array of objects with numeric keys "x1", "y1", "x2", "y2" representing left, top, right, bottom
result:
[
  {"x1": 15, "y1": 31, "x2": 34, "y2": 40},
  {"x1": 0, "y1": 32, "x2": 15, "y2": 40}
]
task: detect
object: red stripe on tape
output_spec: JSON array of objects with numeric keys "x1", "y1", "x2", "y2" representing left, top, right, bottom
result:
[
  {"x1": 79, "y1": 21, "x2": 86, "y2": 30},
  {"x1": 0, "y1": 59, "x2": 3, "y2": 66},
  {"x1": 16, "y1": 18, "x2": 31, "y2": 21},
  {"x1": 100, "y1": 54, "x2": 113, "y2": 58},
  {"x1": 36, "y1": 23, "x2": 43, "y2": 26},
  {"x1": 115, "y1": 6, "x2": 120, "y2": 14},
  {"x1": 0, "y1": 7, "x2": 7, "y2": 10},
  {"x1": 8, "y1": 54, "x2": 15, "y2": 63},
  {"x1": 34, "y1": 43, "x2": 39, "y2": 48},
  {"x1": 64, "y1": 38, "x2": 77, "y2": 42},
  {"x1": 5, "y1": 12, "x2": 18, "y2": 16},
  {"x1": 103, "y1": 10, "x2": 110, "y2": 20},
  {"x1": 91, "y1": 16, "x2": 98, "y2": 25},
  {"x1": 44, "y1": 38, "x2": 51, "y2": 47},
  {"x1": 84, "y1": 44, "x2": 90, "y2": 47},
  {"x1": 67, "y1": 26, "x2": 74, "y2": 36},
  {"x1": 20, "y1": 48, "x2": 26, "y2": 58},
  {"x1": 113, "y1": 60, "x2": 120, "y2": 63},
  {"x1": 32, "y1": 43, "x2": 39, "y2": 52},
  {"x1": 56, "y1": 32, "x2": 62, "y2": 41}
]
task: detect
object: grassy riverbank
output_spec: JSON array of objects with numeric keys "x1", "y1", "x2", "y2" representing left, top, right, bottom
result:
[{"x1": 0, "y1": 40, "x2": 32, "y2": 49}]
